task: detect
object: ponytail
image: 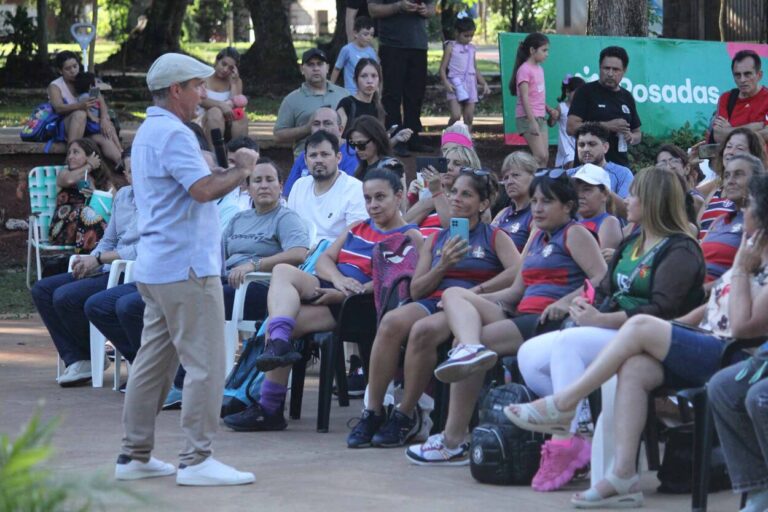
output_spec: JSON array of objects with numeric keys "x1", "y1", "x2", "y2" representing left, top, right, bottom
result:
[{"x1": 509, "y1": 32, "x2": 549, "y2": 96}]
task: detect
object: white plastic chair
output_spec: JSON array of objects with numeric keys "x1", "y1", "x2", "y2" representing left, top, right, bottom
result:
[
  {"x1": 26, "y1": 166, "x2": 75, "y2": 289},
  {"x1": 223, "y1": 220, "x2": 318, "y2": 373},
  {"x1": 63, "y1": 256, "x2": 134, "y2": 389}
]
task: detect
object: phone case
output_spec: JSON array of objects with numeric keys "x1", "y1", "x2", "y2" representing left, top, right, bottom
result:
[{"x1": 449, "y1": 217, "x2": 470, "y2": 243}]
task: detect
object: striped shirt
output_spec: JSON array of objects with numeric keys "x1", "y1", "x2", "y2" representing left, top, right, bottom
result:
[
  {"x1": 337, "y1": 219, "x2": 417, "y2": 283},
  {"x1": 701, "y1": 210, "x2": 743, "y2": 282}
]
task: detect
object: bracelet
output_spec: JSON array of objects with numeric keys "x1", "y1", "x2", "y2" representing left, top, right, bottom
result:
[{"x1": 95, "y1": 253, "x2": 103, "y2": 265}]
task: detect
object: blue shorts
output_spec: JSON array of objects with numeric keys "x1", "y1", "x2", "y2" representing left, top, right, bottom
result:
[
  {"x1": 414, "y1": 298, "x2": 441, "y2": 315},
  {"x1": 662, "y1": 324, "x2": 726, "y2": 388}
]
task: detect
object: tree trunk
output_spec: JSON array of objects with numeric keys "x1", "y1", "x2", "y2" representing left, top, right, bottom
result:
[
  {"x1": 586, "y1": 0, "x2": 648, "y2": 37},
  {"x1": 440, "y1": 0, "x2": 457, "y2": 41},
  {"x1": 239, "y1": 0, "x2": 300, "y2": 94},
  {"x1": 101, "y1": 0, "x2": 191, "y2": 71},
  {"x1": 55, "y1": 0, "x2": 84, "y2": 42},
  {"x1": 36, "y1": 0, "x2": 48, "y2": 65},
  {"x1": 318, "y1": 0, "x2": 347, "y2": 65},
  {"x1": 233, "y1": 0, "x2": 251, "y2": 42}
]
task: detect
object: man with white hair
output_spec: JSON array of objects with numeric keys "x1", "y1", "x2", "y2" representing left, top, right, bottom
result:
[{"x1": 115, "y1": 53, "x2": 256, "y2": 486}]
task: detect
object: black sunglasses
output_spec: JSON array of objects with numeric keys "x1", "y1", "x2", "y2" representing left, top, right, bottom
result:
[
  {"x1": 348, "y1": 139, "x2": 372, "y2": 151},
  {"x1": 535, "y1": 167, "x2": 568, "y2": 179},
  {"x1": 460, "y1": 167, "x2": 494, "y2": 196}
]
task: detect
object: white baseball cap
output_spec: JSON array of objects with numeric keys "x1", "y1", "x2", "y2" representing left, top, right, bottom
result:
[
  {"x1": 572, "y1": 163, "x2": 611, "y2": 189},
  {"x1": 146, "y1": 53, "x2": 214, "y2": 91}
]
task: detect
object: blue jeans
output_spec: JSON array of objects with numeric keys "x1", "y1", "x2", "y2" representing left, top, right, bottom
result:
[
  {"x1": 708, "y1": 363, "x2": 768, "y2": 492},
  {"x1": 84, "y1": 283, "x2": 144, "y2": 363},
  {"x1": 30, "y1": 271, "x2": 110, "y2": 366}
]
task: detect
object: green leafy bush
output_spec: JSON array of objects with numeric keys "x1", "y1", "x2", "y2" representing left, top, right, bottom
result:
[{"x1": 629, "y1": 122, "x2": 703, "y2": 170}]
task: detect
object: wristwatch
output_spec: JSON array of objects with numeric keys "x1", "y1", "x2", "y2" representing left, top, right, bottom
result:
[
  {"x1": 94, "y1": 252, "x2": 103, "y2": 265},
  {"x1": 250, "y1": 257, "x2": 262, "y2": 272}
]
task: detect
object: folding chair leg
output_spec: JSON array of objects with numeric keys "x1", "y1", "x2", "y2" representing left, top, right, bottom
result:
[
  {"x1": 691, "y1": 389, "x2": 714, "y2": 512},
  {"x1": 113, "y1": 350, "x2": 122, "y2": 391},
  {"x1": 289, "y1": 354, "x2": 307, "y2": 420},
  {"x1": 26, "y1": 229, "x2": 34, "y2": 289},
  {"x1": 316, "y1": 333, "x2": 335, "y2": 433},
  {"x1": 335, "y1": 336, "x2": 350, "y2": 408},
  {"x1": 644, "y1": 396, "x2": 661, "y2": 470}
]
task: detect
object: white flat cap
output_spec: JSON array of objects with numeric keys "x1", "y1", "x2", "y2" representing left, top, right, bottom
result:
[{"x1": 146, "y1": 53, "x2": 214, "y2": 91}]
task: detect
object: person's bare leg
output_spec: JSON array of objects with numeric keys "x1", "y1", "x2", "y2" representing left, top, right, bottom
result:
[
  {"x1": 64, "y1": 110, "x2": 86, "y2": 141},
  {"x1": 266, "y1": 263, "x2": 322, "y2": 319},
  {"x1": 230, "y1": 117, "x2": 248, "y2": 140},
  {"x1": 477, "y1": 318, "x2": 526, "y2": 356},
  {"x1": 397, "y1": 312, "x2": 452, "y2": 415},
  {"x1": 367, "y1": 304, "x2": 428, "y2": 412},
  {"x1": 89, "y1": 134, "x2": 121, "y2": 164},
  {"x1": 442, "y1": 371, "x2": 485, "y2": 447},
  {"x1": 202, "y1": 107, "x2": 226, "y2": 148},
  {"x1": 462, "y1": 102, "x2": 476, "y2": 129},
  {"x1": 552, "y1": 315, "x2": 672, "y2": 412},
  {"x1": 523, "y1": 130, "x2": 548, "y2": 168},
  {"x1": 574, "y1": 354, "x2": 663, "y2": 499},
  {"x1": 447, "y1": 99, "x2": 462, "y2": 127},
  {"x1": 441, "y1": 287, "x2": 507, "y2": 345}
]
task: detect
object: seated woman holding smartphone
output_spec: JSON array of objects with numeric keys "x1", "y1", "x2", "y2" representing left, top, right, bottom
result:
[
  {"x1": 504, "y1": 168, "x2": 705, "y2": 495},
  {"x1": 221, "y1": 168, "x2": 422, "y2": 432},
  {"x1": 347, "y1": 170, "x2": 521, "y2": 449},
  {"x1": 505, "y1": 172, "x2": 768, "y2": 509},
  {"x1": 405, "y1": 123, "x2": 482, "y2": 237},
  {"x1": 404, "y1": 170, "x2": 605, "y2": 466},
  {"x1": 49, "y1": 138, "x2": 114, "y2": 252}
]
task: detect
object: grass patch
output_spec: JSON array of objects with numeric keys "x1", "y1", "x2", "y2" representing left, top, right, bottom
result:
[{"x1": 0, "y1": 268, "x2": 35, "y2": 316}]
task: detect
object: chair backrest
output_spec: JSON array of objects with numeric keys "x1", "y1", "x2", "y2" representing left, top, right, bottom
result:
[
  {"x1": 304, "y1": 218, "x2": 318, "y2": 250},
  {"x1": 28, "y1": 165, "x2": 66, "y2": 241}
]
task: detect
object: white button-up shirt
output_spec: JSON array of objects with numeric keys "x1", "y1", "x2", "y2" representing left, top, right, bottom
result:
[{"x1": 131, "y1": 106, "x2": 221, "y2": 284}]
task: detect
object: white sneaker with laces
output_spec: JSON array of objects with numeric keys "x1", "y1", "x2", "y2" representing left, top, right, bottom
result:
[
  {"x1": 405, "y1": 433, "x2": 470, "y2": 466},
  {"x1": 176, "y1": 457, "x2": 255, "y2": 486},
  {"x1": 115, "y1": 456, "x2": 176, "y2": 480},
  {"x1": 434, "y1": 344, "x2": 498, "y2": 383},
  {"x1": 57, "y1": 360, "x2": 92, "y2": 387}
]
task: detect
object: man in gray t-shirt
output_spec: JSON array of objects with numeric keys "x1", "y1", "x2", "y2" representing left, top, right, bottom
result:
[{"x1": 368, "y1": 0, "x2": 435, "y2": 155}]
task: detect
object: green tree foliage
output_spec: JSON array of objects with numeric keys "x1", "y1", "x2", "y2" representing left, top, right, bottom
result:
[
  {"x1": 0, "y1": 5, "x2": 38, "y2": 59},
  {"x1": 97, "y1": 0, "x2": 134, "y2": 44},
  {"x1": 487, "y1": 0, "x2": 555, "y2": 32}
]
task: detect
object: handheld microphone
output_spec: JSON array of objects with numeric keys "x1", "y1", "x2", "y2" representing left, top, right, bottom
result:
[{"x1": 210, "y1": 128, "x2": 228, "y2": 168}]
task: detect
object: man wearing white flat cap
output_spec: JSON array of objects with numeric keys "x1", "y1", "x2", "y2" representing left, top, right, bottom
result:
[{"x1": 115, "y1": 53, "x2": 257, "y2": 486}]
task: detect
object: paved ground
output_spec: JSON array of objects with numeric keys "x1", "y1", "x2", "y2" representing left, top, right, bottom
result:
[{"x1": 0, "y1": 316, "x2": 742, "y2": 511}]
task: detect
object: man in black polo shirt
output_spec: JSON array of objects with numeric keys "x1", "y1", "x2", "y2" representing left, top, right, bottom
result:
[{"x1": 567, "y1": 46, "x2": 642, "y2": 168}]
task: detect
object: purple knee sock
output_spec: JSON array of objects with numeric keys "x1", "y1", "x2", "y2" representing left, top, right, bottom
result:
[
  {"x1": 259, "y1": 379, "x2": 287, "y2": 414},
  {"x1": 267, "y1": 316, "x2": 296, "y2": 343}
]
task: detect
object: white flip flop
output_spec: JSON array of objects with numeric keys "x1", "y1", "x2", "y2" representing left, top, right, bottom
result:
[{"x1": 571, "y1": 472, "x2": 644, "y2": 509}]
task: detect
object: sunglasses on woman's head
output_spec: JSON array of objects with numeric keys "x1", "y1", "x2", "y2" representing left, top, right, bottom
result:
[
  {"x1": 348, "y1": 139, "x2": 371, "y2": 151},
  {"x1": 535, "y1": 167, "x2": 568, "y2": 179},
  {"x1": 460, "y1": 167, "x2": 494, "y2": 194}
]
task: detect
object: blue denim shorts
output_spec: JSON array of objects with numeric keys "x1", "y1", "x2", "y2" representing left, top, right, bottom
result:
[
  {"x1": 663, "y1": 324, "x2": 726, "y2": 388},
  {"x1": 414, "y1": 298, "x2": 441, "y2": 315}
]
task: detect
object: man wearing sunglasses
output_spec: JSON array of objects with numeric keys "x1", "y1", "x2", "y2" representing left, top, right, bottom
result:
[{"x1": 282, "y1": 106, "x2": 360, "y2": 198}]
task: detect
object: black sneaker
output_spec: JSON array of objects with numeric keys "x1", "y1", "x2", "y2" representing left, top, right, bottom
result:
[
  {"x1": 371, "y1": 408, "x2": 419, "y2": 448},
  {"x1": 223, "y1": 401, "x2": 287, "y2": 432},
  {"x1": 255, "y1": 339, "x2": 302, "y2": 372},
  {"x1": 393, "y1": 142, "x2": 411, "y2": 157},
  {"x1": 347, "y1": 355, "x2": 365, "y2": 397},
  {"x1": 347, "y1": 409, "x2": 385, "y2": 448}
]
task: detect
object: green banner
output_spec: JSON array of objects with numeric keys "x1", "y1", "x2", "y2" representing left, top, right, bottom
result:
[{"x1": 498, "y1": 33, "x2": 768, "y2": 145}]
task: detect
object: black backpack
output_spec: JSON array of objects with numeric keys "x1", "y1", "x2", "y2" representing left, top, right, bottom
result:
[
  {"x1": 656, "y1": 426, "x2": 731, "y2": 494},
  {"x1": 470, "y1": 383, "x2": 546, "y2": 485}
]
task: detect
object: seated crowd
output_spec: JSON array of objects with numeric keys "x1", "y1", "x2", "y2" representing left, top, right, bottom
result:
[{"x1": 29, "y1": 43, "x2": 768, "y2": 509}]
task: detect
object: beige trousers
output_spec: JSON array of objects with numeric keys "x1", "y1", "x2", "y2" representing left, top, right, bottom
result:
[{"x1": 121, "y1": 271, "x2": 225, "y2": 466}]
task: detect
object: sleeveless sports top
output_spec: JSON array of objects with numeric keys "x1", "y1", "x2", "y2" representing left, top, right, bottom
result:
[
  {"x1": 518, "y1": 221, "x2": 588, "y2": 314},
  {"x1": 579, "y1": 212, "x2": 613, "y2": 238},
  {"x1": 419, "y1": 212, "x2": 442, "y2": 237},
  {"x1": 428, "y1": 223, "x2": 504, "y2": 299},
  {"x1": 701, "y1": 210, "x2": 744, "y2": 282},
  {"x1": 493, "y1": 203, "x2": 533, "y2": 252},
  {"x1": 337, "y1": 219, "x2": 417, "y2": 284}
]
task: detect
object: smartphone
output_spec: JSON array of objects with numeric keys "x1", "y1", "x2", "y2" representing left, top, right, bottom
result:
[
  {"x1": 449, "y1": 217, "x2": 470, "y2": 244},
  {"x1": 88, "y1": 86, "x2": 100, "y2": 98},
  {"x1": 416, "y1": 156, "x2": 448, "y2": 174},
  {"x1": 580, "y1": 279, "x2": 595, "y2": 305},
  {"x1": 698, "y1": 143, "x2": 719, "y2": 160}
]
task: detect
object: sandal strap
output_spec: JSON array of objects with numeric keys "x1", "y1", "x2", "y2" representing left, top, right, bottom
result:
[{"x1": 579, "y1": 472, "x2": 640, "y2": 502}]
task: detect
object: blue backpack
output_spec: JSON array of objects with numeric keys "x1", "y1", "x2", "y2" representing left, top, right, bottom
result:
[
  {"x1": 221, "y1": 334, "x2": 266, "y2": 418},
  {"x1": 20, "y1": 103, "x2": 66, "y2": 151}
]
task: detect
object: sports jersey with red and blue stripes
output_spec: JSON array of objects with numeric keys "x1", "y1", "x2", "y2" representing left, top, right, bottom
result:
[
  {"x1": 701, "y1": 210, "x2": 743, "y2": 282},
  {"x1": 699, "y1": 190, "x2": 736, "y2": 240},
  {"x1": 518, "y1": 221, "x2": 587, "y2": 314},
  {"x1": 579, "y1": 212, "x2": 613, "y2": 239},
  {"x1": 428, "y1": 223, "x2": 505, "y2": 298},
  {"x1": 493, "y1": 204, "x2": 533, "y2": 252},
  {"x1": 419, "y1": 211, "x2": 443, "y2": 237},
  {"x1": 337, "y1": 219, "x2": 417, "y2": 283}
]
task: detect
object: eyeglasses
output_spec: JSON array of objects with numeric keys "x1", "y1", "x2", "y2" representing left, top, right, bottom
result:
[
  {"x1": 348, "y1": 139, "x2": 371, "y2": 151},
  {"x1": 535, "y1": 167, "x2": 568, "y2": 179},
  {"x1": 657, "y1": 157, "x2": 682, "y2": 167}
]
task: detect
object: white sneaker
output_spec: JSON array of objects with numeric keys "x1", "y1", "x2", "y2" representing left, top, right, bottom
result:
[
  {"x1": 115, "y1": 455, "x2": 176, "y2": 480},
  {"x1": 433, "y1": 344, "x2": 498, "y2": 383},
  {"x1": 57, "y1": 360, "x2": 92, "y2": 387},
  {"x1": 176, "y1": 457, "x2": 255, "y2": 486}
]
